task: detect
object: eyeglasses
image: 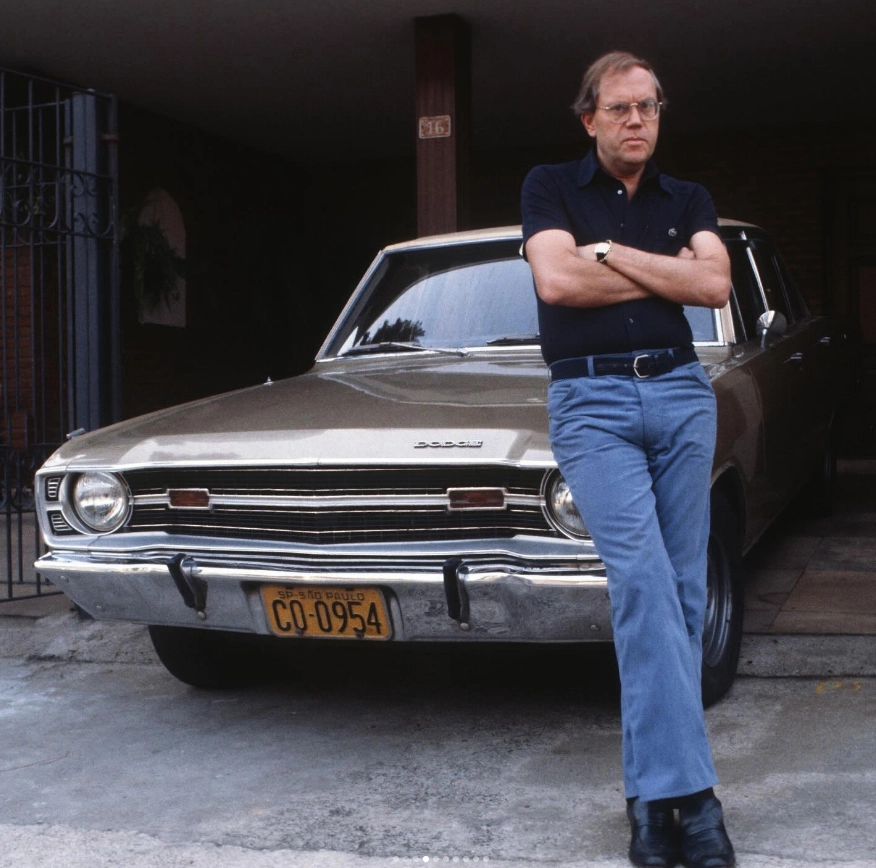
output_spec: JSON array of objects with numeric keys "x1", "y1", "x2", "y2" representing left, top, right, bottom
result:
[{"x1": 598, "y1": 99, "x2": 661, "y2": 123}]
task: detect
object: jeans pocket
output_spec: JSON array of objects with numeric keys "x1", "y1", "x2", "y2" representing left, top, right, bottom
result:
[
  {"x1": 547, "y1": 378, "x2": 575, "y2": 416},
  {"x1": 686, "y1": 361, "x2": 715, "y2": 392}
]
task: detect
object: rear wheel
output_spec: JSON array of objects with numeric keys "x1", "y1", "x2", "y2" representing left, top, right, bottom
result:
[
  {"x1": 148, "y1": 625, "x2": 270, "y2": 689},
  {"x1": 701, "y1": 492, "x2": 744, "y2": 708}
]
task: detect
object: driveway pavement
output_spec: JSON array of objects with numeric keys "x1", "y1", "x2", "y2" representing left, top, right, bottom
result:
[{"x1": 0, "y1": 649, "x2": 873, "y2": 868}]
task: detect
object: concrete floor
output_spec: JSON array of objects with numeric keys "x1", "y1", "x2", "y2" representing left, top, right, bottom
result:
[
  {"x1": 743, "y1": 460, "x2": 876, "y2": 635},
  {"x1": 0, "y1": 654, "x2": 874, "y2": 868}
]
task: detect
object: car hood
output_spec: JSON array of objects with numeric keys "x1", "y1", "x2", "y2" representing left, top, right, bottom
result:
[{"x1": 46, "y1": 353, "x2": 556, "y2": 470}]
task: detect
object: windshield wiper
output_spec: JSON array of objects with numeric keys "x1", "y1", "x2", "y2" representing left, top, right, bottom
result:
[
  {"x1": 341, "y1": 341, "x2": 467, "y2": 357},
  {"x1": 485, "y1": 334, "x2": 540, "y2": 346}
]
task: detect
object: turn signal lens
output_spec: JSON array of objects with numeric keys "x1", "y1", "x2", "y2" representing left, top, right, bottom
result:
[
  {"x1": 447, "y1": 487, "x2": 506, "y2": 510},
  {"x1": 169, "y1": 489, "x2": 211, "y2": 509}
]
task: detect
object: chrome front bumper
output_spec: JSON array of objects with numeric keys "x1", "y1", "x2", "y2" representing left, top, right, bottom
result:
[{"x1": 36, "y1": 550, "x2": 612, "y2": 642}]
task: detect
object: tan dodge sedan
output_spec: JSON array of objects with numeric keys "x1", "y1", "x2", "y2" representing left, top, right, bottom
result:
[{"x1": 34, "y1": 221, "x2": 854, "y2": 706}]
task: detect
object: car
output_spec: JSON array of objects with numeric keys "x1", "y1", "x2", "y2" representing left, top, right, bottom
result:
[{"x1": 34, "y1": 220, "x2": 854, "y2": 706}]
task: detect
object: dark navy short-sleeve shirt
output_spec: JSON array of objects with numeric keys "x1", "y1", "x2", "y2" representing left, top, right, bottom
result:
[{"x1": 521, "y1": 150, "x2": 720, "y2": 365}]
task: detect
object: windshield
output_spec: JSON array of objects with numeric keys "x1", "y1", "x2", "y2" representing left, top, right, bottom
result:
[
  {"x1": 325, "y1": 238, "x2": 718, "y2": 355},
  {"x1": 327, "y1": 240, "x2": 538, "y2": 354}
]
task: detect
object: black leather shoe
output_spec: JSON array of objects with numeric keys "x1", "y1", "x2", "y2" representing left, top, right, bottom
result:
[
  {"x1": 677, "y1": 794, "x2": 735, "y2": 868},
  {"x1": 627, "y1": 797, "x2": 680, "y2": 868}
]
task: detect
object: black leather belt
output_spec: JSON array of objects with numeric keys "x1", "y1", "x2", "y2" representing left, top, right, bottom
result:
[{"x1": 549, "y1": 346, "x2": 698, "y2": 381}]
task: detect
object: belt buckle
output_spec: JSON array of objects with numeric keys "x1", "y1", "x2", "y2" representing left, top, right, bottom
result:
[{"x1": 632, "y1": 354, "x2": 653, "y2": 379}]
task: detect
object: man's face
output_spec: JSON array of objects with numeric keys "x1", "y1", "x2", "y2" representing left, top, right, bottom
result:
[{"x1": 581, "y1": 65, "x2": 659, "y2": 177}]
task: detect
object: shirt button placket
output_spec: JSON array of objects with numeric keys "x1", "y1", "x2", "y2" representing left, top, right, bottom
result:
[{"x1": 618, "y1": 189, "x2": 627, "y2": 240}]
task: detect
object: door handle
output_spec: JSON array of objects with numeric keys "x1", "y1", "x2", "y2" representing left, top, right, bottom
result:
[{"x1": 784, "y1": 352, "x2": 805, "y2": 366}]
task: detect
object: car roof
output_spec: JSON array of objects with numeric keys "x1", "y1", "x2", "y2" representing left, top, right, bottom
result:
[{"x1": 384, "y1": 219, "x2": 761, "y2": 252}]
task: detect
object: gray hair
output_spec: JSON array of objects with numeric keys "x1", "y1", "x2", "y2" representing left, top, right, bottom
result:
[{"x1": 571, "y1": 51, "x2": 666, "y2": 116}]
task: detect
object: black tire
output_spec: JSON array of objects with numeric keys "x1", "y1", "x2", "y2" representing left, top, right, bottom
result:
[
  {"x1": 701, "y1": 492, "x2": 744, "y2": 709},
  {"x1": 148, "y1": 625, "x2": 270, "y2": 689}
]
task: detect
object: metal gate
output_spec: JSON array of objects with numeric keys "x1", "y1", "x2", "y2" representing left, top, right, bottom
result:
[{"x1": 1, "y1": 68, "x2": 119, "y2": 601}]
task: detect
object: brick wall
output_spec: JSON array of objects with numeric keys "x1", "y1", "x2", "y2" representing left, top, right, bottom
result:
[
  {"x1": 2, "y1": 247, "x2": 33, "y2": 448},
  {"x1": 1, "y1": 245, "x2": 63, "y2": 447}
]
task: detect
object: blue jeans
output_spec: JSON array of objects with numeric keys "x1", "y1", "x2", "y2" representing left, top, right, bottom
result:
[{"x1": 547, "y1": 360, "x2": 719, "y2": 801}]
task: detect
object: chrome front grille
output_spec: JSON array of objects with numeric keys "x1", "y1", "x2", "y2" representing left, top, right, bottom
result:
[
  {"x1": 49, "y1": 512, "x2": 76, "y2": 535},
  {"x1": 45, "y1": 477, "x2": 62, "y2": 501},
  {"x1": 122, "y1": 466, "x2": 553, "y2": 544}
]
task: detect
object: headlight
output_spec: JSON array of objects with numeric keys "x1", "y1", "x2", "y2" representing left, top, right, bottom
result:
[
  {"x1": 68, "y1": 472, "x2": 130, "y2": 533},
  {"x1": 543, "y1": 470, "x2": 589, "y2": 539}
]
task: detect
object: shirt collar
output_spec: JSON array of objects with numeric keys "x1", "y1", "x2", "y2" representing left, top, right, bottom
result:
[{"x1": 577, "y1": 149, "x2": 670, "y2": 194}]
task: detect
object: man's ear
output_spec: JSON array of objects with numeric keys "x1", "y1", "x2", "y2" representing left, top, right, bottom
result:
[{"x1": 581, "y1": 113, "x2": 596, "y2": 138}]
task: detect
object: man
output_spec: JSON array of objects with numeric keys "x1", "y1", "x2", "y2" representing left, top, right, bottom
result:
[{"x1": 521, "y1": 52, "x2": 736, "y2": 868}]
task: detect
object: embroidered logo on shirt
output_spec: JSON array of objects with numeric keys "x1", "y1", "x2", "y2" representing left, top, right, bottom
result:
[{"x1": 668, "y1": 228, "x2": 678, "y2": 237}]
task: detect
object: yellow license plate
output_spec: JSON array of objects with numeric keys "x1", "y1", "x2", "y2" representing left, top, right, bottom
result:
[{"x1": 261, "y1": 585, "x2": 392, "y2": 640}]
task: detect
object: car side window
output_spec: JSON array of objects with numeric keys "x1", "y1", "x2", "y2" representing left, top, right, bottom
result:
[
  {"x1": 726, "y1": 240, "x2": 762, "y2": 341},
  {"x1": 748, "y1": 241, "x2": 791, "y2": 321},
  {"x1": 774, "y1": 253, "x2": 809, "y2": 322}
]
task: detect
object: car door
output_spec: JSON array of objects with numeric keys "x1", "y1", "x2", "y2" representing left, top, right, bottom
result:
[
  {"x1": 771, "y1": 248, "x2": 836, "y2": 459},
  {"x1": 746, "y1": 238, "x2": 829, "y2": 504}
]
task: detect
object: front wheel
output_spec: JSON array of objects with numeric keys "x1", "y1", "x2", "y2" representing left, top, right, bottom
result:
[
  {"x1": 148, "y1": 625, "x2": 270, "y2": 689},
  {"x1": 701, "y1": 492, "x2": 744, "y2": 708}
]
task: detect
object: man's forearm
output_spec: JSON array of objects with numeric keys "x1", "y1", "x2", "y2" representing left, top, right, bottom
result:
[
  {"x1": 544, "y1": 255, "x2": 652, "y2": 307},
  {"x1": 525, "y1": 227, "x2": 729, "y2": 310},
  {"x1": 600, "y1": 242, "x2": 729, "y2": 309},
  {"x1": 527, "y1": 233, "x2": 652, "y2": 307}
]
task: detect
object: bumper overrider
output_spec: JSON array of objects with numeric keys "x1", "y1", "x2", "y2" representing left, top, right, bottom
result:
[{"x1": 35, "y1": 542, "x2": 611, "y2": 642}]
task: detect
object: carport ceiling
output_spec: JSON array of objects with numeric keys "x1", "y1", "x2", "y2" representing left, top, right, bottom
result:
[{"x1": 1, "y1": 0, "x2": 872, "y2": 161}]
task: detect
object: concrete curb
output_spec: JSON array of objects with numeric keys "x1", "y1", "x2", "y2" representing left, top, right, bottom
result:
[{"x1": 738, "y1": 633, "x2": 875, "y2": 678}]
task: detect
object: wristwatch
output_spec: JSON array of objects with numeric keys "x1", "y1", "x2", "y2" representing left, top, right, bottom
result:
[{"x1": 595, "y1": 240, "x2": 613, "y2": 263}]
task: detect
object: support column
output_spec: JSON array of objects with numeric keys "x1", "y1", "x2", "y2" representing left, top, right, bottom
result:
[{"x1": 415, "y1": 15, "x2": 471, "y2": 237}]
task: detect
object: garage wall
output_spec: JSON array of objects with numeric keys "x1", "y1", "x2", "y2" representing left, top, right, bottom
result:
[
  {"x1": 117, "y1": 106, "x2": 419, "y2": 420},
  {"x1": 666, "y1": 124, "x2": 876, "y2": 318},
  {"x1": 116, "y1": 106, "x2": 875, "y2": 426}
]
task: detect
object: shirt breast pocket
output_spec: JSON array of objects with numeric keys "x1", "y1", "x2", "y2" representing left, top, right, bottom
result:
[{"x1": 650, "y1": 225, "x2": 685, "y2": 256}]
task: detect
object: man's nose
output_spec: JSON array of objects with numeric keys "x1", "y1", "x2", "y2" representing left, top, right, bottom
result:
[{"x1": 626, "y1": 106, "x2": 644, "y2": 125}]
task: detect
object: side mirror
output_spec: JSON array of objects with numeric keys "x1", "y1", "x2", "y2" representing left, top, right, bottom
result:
[{"x1": 756, "y1": 310, "x2": 787, "y2": 347}]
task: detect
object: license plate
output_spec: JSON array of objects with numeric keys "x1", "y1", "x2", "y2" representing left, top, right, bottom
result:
[{"x1": 261, "y1": 585, "x2": 392, "y2": 640}]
